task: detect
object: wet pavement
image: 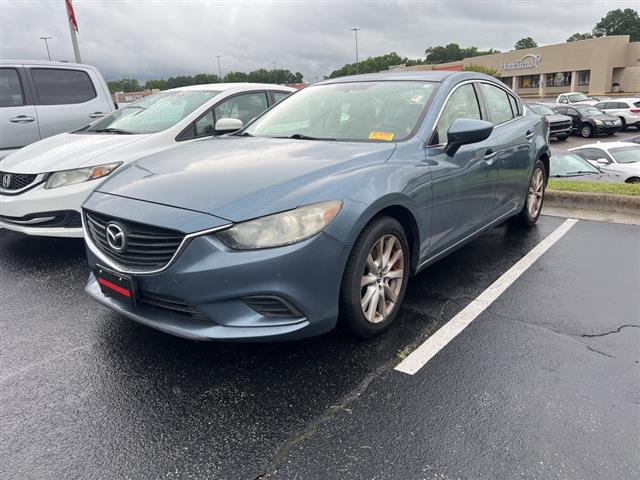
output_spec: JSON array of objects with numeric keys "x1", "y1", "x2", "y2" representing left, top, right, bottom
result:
[{"x1": 1, "y1": 216, "x2": 638, "y2": 479}]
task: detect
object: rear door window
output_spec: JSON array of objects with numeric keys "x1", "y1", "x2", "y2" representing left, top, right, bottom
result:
[
  {"x1": 272, "y1": 91, "x2": 291, "y2": 104},
  {"x1": 0, "y1": 68, "x2": 25, "y2": 107},
  {"x1": 31, "y1": 68, "x2": 97, "y2": 105},
  {"x1": 479, "y1": 83, "x2": 514, "y2": 125}
]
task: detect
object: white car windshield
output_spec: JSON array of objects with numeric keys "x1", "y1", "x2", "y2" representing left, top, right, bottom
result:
[
  {"x1": 245, "y1": 81, "x2": 437, "y2": 142},
  {"x1": 609, "y1": 146, "x2": 640, "y2": 164},
  {"x1": 85, "y1": 90, "x2": 220, "y2": 134},
  {"x1": 568, "y1": 93, "x2": 589, "y2": 102},
  {"x1": 550, "y1": 152, "x2": 599, "y2": 176}
]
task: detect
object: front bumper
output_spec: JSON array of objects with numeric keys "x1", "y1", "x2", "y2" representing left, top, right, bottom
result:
[
  {"x1": 85, "y1": 228, "x2": 350, "y2": 341},
  {"x1": 0, "y1": 181, "x2": 96, "y2": 238},
  {"x1": 595, "y1": 124, "x2": 622, "y2": 134}
]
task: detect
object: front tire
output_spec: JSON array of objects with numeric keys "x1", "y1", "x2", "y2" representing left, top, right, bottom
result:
[
  {"x1": 515, "y1": 159, "x2": 546, "y2": 226},
  {"x1": 556, "y1": 134, "x2": 568, "y2": 141},
  {"x1": 580, "y1": 123, "x2": 594, "y2": 138},
  {"x1": 339, "y1": 216, "x2": 410, "y2": 339}
]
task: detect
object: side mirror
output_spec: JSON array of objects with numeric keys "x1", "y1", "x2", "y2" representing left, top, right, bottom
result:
[
  {"x1": 215, "y1": 118, "x2": 243, "y2": 134},
  {"x1": 444, "y1": 119, "x2": 493, "y2": 156},
  {"x1": 596, "y1": 158, "x2": 611, "y2": 165}
]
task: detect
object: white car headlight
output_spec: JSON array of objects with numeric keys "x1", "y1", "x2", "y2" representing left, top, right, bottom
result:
[
  {"x1": 593, "y1": 119, "x2": 603, "y2": 125},
  {"x1": 217, "y1": 200, "x2": 342, "y2": 250},
  {"x1": 44, "y1": 162, "x2": 122, "y2": 189}
]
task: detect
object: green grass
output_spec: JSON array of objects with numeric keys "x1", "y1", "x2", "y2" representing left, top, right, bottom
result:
[
  {"x1": 548, "y1": 179, "x2": 640, "y2": 196},
  {"x1": 397, "y1": 345, "x2": 412, "y2": 360}
]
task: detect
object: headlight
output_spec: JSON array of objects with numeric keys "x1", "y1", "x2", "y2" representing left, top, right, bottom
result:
[
  {"x1": 593, "y1": 119, "x2": 603, "y2": 125},
  {"x1": 217, "y1": 200, "x2": 342, "y2": 250},
  {"x1": 45, "y1": 162, "x2": 122, "y2": 189}
]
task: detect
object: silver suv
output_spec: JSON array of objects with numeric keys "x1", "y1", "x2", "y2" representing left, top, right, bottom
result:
[{"x1": 0, "y1": 60, "x2": 115, "y2": 159}]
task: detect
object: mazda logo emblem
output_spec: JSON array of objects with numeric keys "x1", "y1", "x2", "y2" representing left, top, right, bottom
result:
[
  {"x1": 106, "y1": 222, "x2": 126, "y2": 252},
  {"x1": 2, "y1": 174, "x2": 11, "y2": 189}
]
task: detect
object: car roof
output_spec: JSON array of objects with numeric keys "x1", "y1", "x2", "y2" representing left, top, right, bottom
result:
[
  {"x1": 0, "y1": 59, "x2": 100, "y2": 71},
  {"x1": 170, "y1": 83, "x2": 295, "y2": 93},
  {"x1": 314, "y1": 70, "x2": 494, "y2": 85},
  {"x1": 569, "y1": 142, "x2": 639, "y2": 151}
]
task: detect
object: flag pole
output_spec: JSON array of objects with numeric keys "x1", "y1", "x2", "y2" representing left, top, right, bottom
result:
[{"x1": 65, "y1": 0, "x2": 82, "y2": 63}]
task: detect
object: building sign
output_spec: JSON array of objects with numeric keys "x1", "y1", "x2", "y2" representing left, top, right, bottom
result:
[{"x1": 501, "y1": 54, "x2": 541, "y2": 71}]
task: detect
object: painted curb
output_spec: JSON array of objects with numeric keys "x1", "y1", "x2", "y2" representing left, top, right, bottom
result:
[{"x1": 545, "y1": 190, "x2": 640, "y2": 215}]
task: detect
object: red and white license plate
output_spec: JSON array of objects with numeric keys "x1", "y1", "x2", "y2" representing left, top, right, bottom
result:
[{"x1": 94, "y1": 265, "x2": 136, "y2": 306}]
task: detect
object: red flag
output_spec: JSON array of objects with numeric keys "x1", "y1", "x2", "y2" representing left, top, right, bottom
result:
[{"x1": 66, "y1": 0, "x2": 78, "y2": 32}]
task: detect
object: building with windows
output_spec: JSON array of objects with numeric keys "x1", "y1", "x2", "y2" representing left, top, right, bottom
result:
[{"x1": 390, "y1": 35, "x2": 639, "y2": 97}]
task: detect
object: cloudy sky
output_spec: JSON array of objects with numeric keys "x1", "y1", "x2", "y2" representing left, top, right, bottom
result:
[{"x1": 0, "y1": 0, "x2": 631, "y2": 82}]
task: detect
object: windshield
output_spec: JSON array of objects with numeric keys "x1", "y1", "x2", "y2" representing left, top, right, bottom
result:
[
  {"x1": 609, "y1": 146, "x2": 640, "y2": 164},
  {"x1": 568, "y1": 94, "x2": 589, "y2": 102},
  {"x1": 85, "y1": 90, "x2": 220, "y2": 134},
  {"x1": 245, "y1": 81, "x2": 437, "y2": 142},
  {"x1": 576, "y1": 106, "x2": 603, "y2": 116},
  {"x1": 530, "y1": 104, "x2": 554, "y2": 116},
  {"x1": 550, "y1": 152, "x2": 599, "y2": 176}
]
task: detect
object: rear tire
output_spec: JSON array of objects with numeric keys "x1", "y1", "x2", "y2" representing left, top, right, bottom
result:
[
  {"x1": 339, "y1": 216, "x2": 410, "y2": 339},
  {"x1": 514, "y1": 159, "x2": 546, "y2": 227},
  {"x1": 580, "y1": 123, "x2": 594, "y2": 138}
]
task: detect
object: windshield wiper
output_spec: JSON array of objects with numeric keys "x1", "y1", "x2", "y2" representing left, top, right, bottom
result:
[
  {"x1": 287, "y1": 133, "x2": 336, "y2": 141},
  {"x1": 563, "y1": 171, "x2": 597, "y2": 176},
  {"x1": 91, "y1": 128, "x2": 134, "y2": 135},
  {"x1": 235, "y1": 132, "x2": 253, "y2": 137}
]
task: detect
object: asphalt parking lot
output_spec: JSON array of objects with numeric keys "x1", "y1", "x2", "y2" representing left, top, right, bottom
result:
[{"x1": 1, "y1": 214, "x2": 638, "y2": 480}]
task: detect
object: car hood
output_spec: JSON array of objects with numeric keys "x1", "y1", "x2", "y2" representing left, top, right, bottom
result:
[
  {"x1": 545, "y1": 114, "x2": 571, "y2": 123},
  {"x1": 1, "y1": 132, "x2": 152, "y2": 174},
  {"x1": 96, "y1": 136, "x2": 396, "y2": 222}
]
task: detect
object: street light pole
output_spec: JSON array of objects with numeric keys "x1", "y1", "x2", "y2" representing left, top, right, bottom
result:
[
  {"x1": 351, "y1": 28, "x2": 361, "y2": 74},
  {"x1": 40, "y1": 36, "x2": 52, "y2": 61},
  {"x1": 215, "y1": 55, "x2": 223, "y2": 81},
  {"x1": 272, "y1": 62, "x2": 277, "y2": 83}
]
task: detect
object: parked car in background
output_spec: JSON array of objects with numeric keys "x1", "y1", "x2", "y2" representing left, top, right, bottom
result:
[
  {"x1": 550, "y1": 148, "x2": 628, "y2": 182},
  {"x1": 555, "y1": 92, "x2": 599, "y2": 106},
  {"x1": 570, "y1": 142, "x2": 640, "y2": 183},
  {"x1": 529, "y1": 103, "x2": 572, "y2": 140},
  {"x1": 0, "y1": 83, "x2": 295, "y2": 237},
  {"x1": 80, "y1": 71, "x2": 550, "y2": 341},
  {"x1": 0, "y1": 60, "x2": 115, "y2": 160},
  {"x1": 627, "y1": 134, "x2": 640, "y2": 144},
  {"x1": 593, "y1": 98, "x2": 640, "y2": 130},
  {"x1": 551, "y1": 104, "x2": 622, "y2": 138}
]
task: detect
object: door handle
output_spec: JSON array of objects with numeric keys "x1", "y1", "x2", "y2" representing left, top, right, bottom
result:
[
  {"x1": 9, "y1": 115, "x2": 35, "y2": 123},
  {"x1": 484, "y1": 149, "x2": 497, "y2": 164},
  {"x1": 525, "y1": 130, "x2": 535, "y2": 140},
  {"x1": 88, "y1": 111, "x2": 107, "y2": 118}
]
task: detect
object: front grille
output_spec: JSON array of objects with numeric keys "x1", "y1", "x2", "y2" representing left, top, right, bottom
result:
[
  {"x1": 550, "y1": 121, "x2": 571, "y2": 131},
  {"x1": 0, "y1": 171, "x2": 37, "y2": 191},
  {"x1": 138, "y1": 291, "x2": 207, "y2": 320},
  {"x1": 0, "y1": 210, "x2": 81, "y2": 228},
  {"x1": 85, "y1": 210, "x2": 185, "y2": 271},
  {"x1": 243, "y1": 296, "x2": 303, "y2": 319}
]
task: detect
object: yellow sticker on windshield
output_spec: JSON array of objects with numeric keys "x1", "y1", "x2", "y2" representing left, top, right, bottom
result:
[{"x1": 369, "y1": 131, "x2": 395, "y2": 141}]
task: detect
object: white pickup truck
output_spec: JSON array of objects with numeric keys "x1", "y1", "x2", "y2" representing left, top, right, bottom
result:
[
  {"x1": 555, "y1": 92, "x2": 600, "y2": 106},
  {"x1": 0, "y1": 60, "x2": 115, "y2": 159}
]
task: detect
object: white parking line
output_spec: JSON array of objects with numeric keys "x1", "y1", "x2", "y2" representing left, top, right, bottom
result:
[{"x1": 395, "y1": 218, "x2": 579, "y2": 375}]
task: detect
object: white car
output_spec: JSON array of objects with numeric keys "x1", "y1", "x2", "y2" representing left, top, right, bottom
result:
[
  {"x1": 0, "y1": 83, "x2": 294, "y2": 237},
  {"x1": 555, "y1": 92, "x2": 600, "y2": 106},
  {"x1": 593, "y1": 98, "x2": 640, "y2": 130},
  {"x1": 569, "y1": 142, "x2": 640, "y2": 183}
]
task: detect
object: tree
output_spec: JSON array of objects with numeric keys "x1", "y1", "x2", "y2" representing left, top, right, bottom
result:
[
  {"x1": 593, "y1": 8, "x2": 640, "y2": 42},
  {"x1": 107, "y1": 77, "x2": 140, "y2": 93},
  {"x1": 424, "y1": 43, "x2": 500, "y2": 64},
  {"x1": 566, "y1": 32, "x2": 594, "y2": 42},
  {"x1": 464, "y1": 64, "x2": 500, "y2": 78},
  {"x1": 328, "y1": 52, "x2": 425, "y2": 78},
  {"x1": 514, "y1": 37, "x2": 538, "y2": 50}
]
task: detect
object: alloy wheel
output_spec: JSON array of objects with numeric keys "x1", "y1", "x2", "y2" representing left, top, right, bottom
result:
[
  {"x1": 527, "y1": 167, "x2": 545, "y2": 218},
  {"x1": 360, "y1": 234, "x2": 405, "y2": 324}
]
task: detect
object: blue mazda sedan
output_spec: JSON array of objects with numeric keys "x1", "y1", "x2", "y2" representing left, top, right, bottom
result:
[{"x1": 82, "y1": 71, "x2": 549, "y2": 341}]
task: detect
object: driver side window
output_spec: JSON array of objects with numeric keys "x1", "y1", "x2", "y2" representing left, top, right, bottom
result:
[{"x1": 432, "y1": 84, "x2": 481, "y2": 145}]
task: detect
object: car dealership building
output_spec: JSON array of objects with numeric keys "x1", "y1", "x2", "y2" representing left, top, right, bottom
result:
[{"x1": 391, "y1": 35, "x2": 639, "y2": 97}]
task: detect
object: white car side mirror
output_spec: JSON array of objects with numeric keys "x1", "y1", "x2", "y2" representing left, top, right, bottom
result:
[
  {"x1": 596, "y1": 158, "x2": 611, "y2": 165},
  {"x1": 215, "y1": 118, "x2": 244, "y2": 133}
]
